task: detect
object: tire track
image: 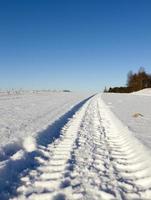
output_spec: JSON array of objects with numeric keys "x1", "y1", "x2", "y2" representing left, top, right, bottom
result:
[
  {"x1": 68, "y1": 97, "x2": 122, "y2": 200},
  {"x1": 11, "y1": 94, "x2": 151, "y2": 200},
  {"x1": 97, "y1": 97, "x2": 151, "y2": 200},
  {"x1": 11, "y1": 97, "x2": 92, "y2": 200}
]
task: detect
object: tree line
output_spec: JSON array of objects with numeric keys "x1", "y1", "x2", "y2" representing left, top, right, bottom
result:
[{"x1": 105, "y1": 67, "x2": 151, "y2": 93}]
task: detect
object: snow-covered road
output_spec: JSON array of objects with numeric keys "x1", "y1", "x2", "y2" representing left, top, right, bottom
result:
[{"x1": 7, "y1": 94, "x2": 151, "y2": 200}]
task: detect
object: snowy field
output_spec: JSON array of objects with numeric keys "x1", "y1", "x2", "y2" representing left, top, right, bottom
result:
[
  {"x1": 0, "y1": 91, "x2": 91, "y2": 158},
  {"x1": 102, "y1": 89, "x2": 151, "y2": 149},
  {"x1": 1, "y1": 90, "x2": 151, "y2": 199}
]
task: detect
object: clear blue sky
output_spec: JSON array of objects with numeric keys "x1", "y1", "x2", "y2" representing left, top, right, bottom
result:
[{"x1": 0, "y1": 0, "x2": 151, "y2": 92}]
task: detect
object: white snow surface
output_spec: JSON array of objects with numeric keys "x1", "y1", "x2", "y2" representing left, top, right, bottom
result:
[
  {"x1": 102, "y1": 92, "x2": 151, "y2": 149},
  {"x1": 1, "y1": 92, "x2": 151, "y2": 199},
  {"x1": 132, "y1": 88, "x2": 151, "y2": 96},
  {"x1": 0, "y1": 91, "x2": 91, "y2": 154}
]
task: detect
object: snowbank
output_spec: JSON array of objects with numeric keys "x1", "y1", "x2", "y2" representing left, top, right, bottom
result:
[{"x1": 132, "y1": 88, "x2": 151, "y2": 95}]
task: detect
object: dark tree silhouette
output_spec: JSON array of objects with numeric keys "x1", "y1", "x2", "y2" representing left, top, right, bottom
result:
[{"x1": 106, "y1": 67, "x2": 151, "y2": 93}]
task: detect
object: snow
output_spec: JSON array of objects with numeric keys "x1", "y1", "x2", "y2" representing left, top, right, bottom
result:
[
  {"x1": 23, "y1": 136, "x2": 37, "y2": 152},
  {"x1": 102, "y1": 92, "x2": 151, "y2": 149},
  {"x1": 1, "y1": 91, "x2": 151, "y2": 199},
  {"x1": 0, "y1": 91, "x2": 90, "y2": 153},
  {"x1": 132, "y1": 88, "x2": 151, "y2": 95}
]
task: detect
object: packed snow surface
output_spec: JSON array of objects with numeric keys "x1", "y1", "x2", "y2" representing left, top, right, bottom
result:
[{"x1": 1, "y1": 92, "x2": 151, "y2": 199}]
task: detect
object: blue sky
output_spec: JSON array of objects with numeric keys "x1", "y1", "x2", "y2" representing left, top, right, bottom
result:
[{"x1": 0, "y1": 0, "x2": 151, "y2": 92}]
